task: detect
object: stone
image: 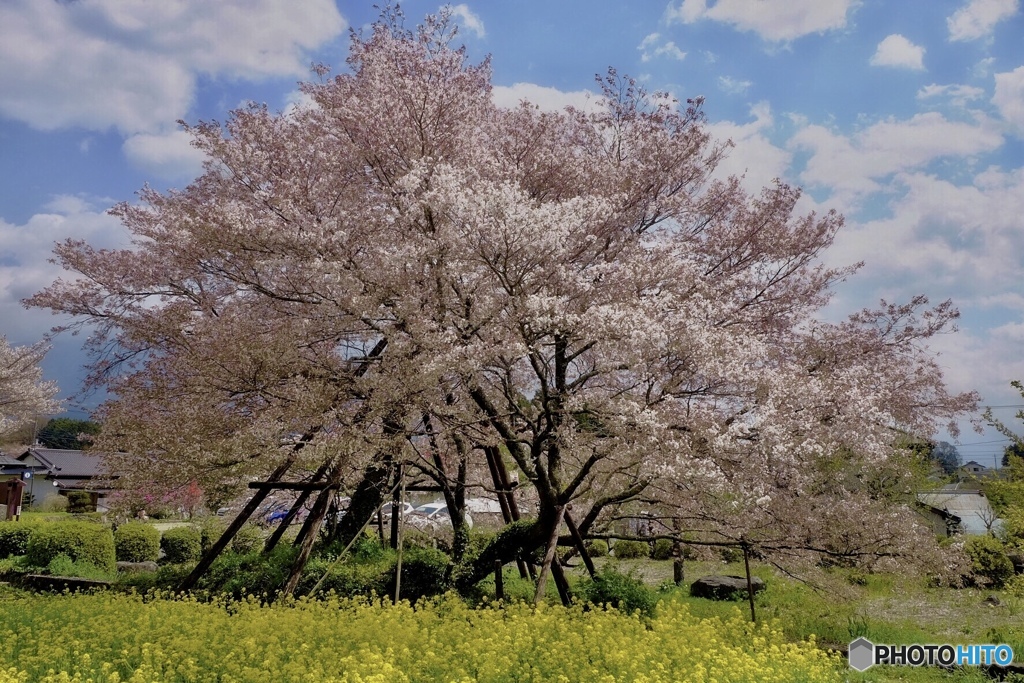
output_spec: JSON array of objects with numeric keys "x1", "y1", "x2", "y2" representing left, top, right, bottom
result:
[
  {"x1": 116, "y1": 561, "x2": 159, "y2": 573},
  {"x1": 689, "y1": 574, "x2": 765, "y2": 600}
]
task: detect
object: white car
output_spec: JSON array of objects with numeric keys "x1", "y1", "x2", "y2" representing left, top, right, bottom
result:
[{"x1": 410, "y1": 501, "x2": 473, "y2": 529}]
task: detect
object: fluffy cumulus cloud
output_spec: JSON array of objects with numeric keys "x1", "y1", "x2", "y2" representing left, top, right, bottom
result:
[
  {"x1": 448, "y1": 3, "x2": 485, "y2": 38},
  {"x1": 666, "y1": 0, "x2": 860, "y2": 42},
  {"x1": 824, "y1": 167, "x2": 1024, "y2": 412},
  {"x1": 870, "y1": 34, "x2": 926, "y2": 70},
  {"x1": 790, "y1": 113, "x2": 1003, "y2": 207},
  {"x1": 707, "y1": 102, "x2": 791, "y2": 193},
  {"x1": 491, "y1": 83, "x2": 599, "y2": 113},
  {"x1": 0, "y1": 0, "x2": 345, "y2": 135},
  {"x1": 638, "y1": 33, "x2": 687, "y2": 62},
  {"x1": 993, "y1": 66, "x2": 1024, "y2": 136},
  {"x1": 947, "y1": 0, "x2": 1020, "y2": 41},
  {"x1": 0, "y1": 197, "x2": 129, "y2": 345},
  {"x1": 123, "y1": 130, "x2": 208, "y2": 182}
]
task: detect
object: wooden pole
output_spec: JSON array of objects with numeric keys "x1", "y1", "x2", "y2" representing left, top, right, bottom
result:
[
  {"x1": 742, "y1": 541, "x2": 756, "y2": 623},
  {"x1": 263, "y1": 459, "x2": 333, "y2": 553},
  {"x1": 494, "y1": 560, "x2": 504, "y2": 602},
  {"x1": 533, "y1": 505, "x2": 565, "y2": 604},
  {"x1": 393, "y1": 468, "x2": 406, "y2": 604},
  {"x1": 178, "y1": 450, "x2": 299, "y2": 591},
  {"x1": 564, "y1": 509, "x2": 596, "y2": 579}
]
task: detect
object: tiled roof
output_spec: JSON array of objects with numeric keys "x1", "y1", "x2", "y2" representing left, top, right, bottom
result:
[{"x1": 20, "y1": 448, "x2": 107, "y2": 478}]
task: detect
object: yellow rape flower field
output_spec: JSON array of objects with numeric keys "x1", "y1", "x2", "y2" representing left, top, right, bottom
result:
[{"x1": 0, "y1": 591, "x2": 841, "y2": 683}]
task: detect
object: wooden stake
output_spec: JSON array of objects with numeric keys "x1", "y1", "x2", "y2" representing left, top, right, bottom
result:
[{"x1": 742, "y1": 541, "x2": 756, "y2": 623}]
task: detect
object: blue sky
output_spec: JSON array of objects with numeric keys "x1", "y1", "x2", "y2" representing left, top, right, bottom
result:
[{"x1": 1, "y1": 0, "x2": 1022, "y2": 464}]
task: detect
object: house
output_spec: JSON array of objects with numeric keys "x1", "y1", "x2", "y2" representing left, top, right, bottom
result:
[
  {"x1": 959, "y1": 460, "x2": 991, "y2": 477},
  {"x1": 917, "y1": 486, "x2": 1001, "y2": 536},
  {"x1": 6, "y1": 448, "x2": 111, "y2": 511},
  {"x1": 915, "y1": 501, "x2": 963, "y2": 537}
]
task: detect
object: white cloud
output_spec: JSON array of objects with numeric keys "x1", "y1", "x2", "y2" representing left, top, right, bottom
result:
[
  {"x1": 707, "y1": 102, "x2": 792, "y2": 193},
  {"x1": 638, "y1": 33, "x2": 687, "y2": 62},
  {"x1": 790, "y1": 113, "x2": 1003, "y2": 207},
  {"x1": 0, "y1": 0, "x2": 345, "y2": 135},
  {"x1": 947, "y1": 0, "x2": 1019, "y2": 41},
  {"x1": 717, "y1": 76, "x2": 753, "y2": 94},
  {"x1": 492, "y1": 83, "x2": 598, "y2": 113},
  {"x1": 917, "y1": 83, "x2": 985, "y2": 107},
  {"x1": 870, "y1": 34, "x2": 926, "y2": 70},
  {"x1": 666, "y1": 0, "x2": 860, "y2": 42},
  {"x1": 123, "y1": 130, "x2": 209, "y2": 182},
  {"x1": 449, "y1": 4, "x2": 485, "y2": 38},
  {"x1": 0, "y1": 199, "x2": 130, "y2": 354},
  {"x1": 993, "y1": 66, "x2": 1024, "y2": 137}
]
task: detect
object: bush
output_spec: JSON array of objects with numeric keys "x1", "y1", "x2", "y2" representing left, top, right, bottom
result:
[
  {"x1": 114, "y1": 522, "x2": 161, "y2": 562},
  {"x1": 25, "y1": 521, "x2": 116, "y2": 573},
  {"x1": 651, "y1": 538, "x2": 674, "y2": 561},
  {"x1": 964, "y1": 535, "x2": 1014, "y2": 588},
  {"x1": 46, "y1": 553, "x2": 114, "y2": 580},
  {"x1": 0, "y1": 522, "x2": 38, "y2": 558},
  {"x1": 577, "y1": 567, "x2": 657, "y2": 617},
  {"x1": 612, "y1": 539, "x2": 649, "y2": 559},
  {"x1": 584, "y1": 539, "x2": 608, "y2": 557},
  {"x1": 198, "y1": 546, "x2": 298, "y2": 599},
  {"x1": 161, "y1": 526, "x2": 202, "y2": 564},
  {"x1": 231, "y1": 524, "x2": 264, "y2": 555},
  {"x1": 389, "y1": 547, "x2": 451, "y2": 601},
  {"x1": 66, "y1": 491, "x2": 95, "y2": 513}
]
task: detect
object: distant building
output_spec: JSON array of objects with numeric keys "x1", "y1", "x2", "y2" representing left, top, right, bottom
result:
[
  {"x1": 917, "y1": 485, "x2": 1001, "y2": 536},
  {"x1": 0, "y1": 448, "x2": 111, "y2": 511}
]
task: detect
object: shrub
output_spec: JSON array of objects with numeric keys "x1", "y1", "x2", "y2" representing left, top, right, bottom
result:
[
  {"x1": 651, "y1": 538, "x2": 674, "y2": 561},
  {"x1": 38, "y1": 495, "x2": 69, "y2": 513},
  {"x1": 25, "y1": 521, "x2": 116, "y2": 573},
  {"x1": 199, "y1": 546, "x2": 297, "y2": 598},
  {"x1": 612, "y1": 539, "x2": 649, "y2": 559},
  {"x1": 114, "y1": 522, "x2": 160, "y2": 562},
  {"x1": 577, "y1": 567, "x2": 657, "y2": 617},
  {"x1": 65, "y1": 491, "x2": 95, "y2": 513},
  {"x1": 585, "y1": 539, "x2": 609, "y2": 557},
  {"x1": 720, "y1": 546, "x2": 744, "y2": 564},
  {"x1": 161, "y1": 526, "x2": 202, "y2": 564},
  {"x1": 230, "y1": 524, "x2": 264, "y2": 555},
  {"x1": 389, "y1": 546, "x2": 451, "y2": 601},
  {"x1": 196, "y1": 517, "x2": 226, "y2": 552},
  {"x1": 46, "y1": 553, "x2": 114, "y2": 581},
  {"x1": 964, "y1": 535, "x2": 1013, "y2": 587},
  {"x1": 0, "y1": 522, "x2": 39, "y2": 559}
]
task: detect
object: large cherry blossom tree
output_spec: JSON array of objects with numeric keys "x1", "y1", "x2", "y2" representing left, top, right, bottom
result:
[{"x1": 29, "y1": 9, "x2": 977, "y2": 588}]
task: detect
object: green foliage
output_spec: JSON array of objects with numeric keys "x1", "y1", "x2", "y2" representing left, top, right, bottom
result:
[
  {"x1": 0, "y1": 522, "x2": 38, "y2": 558},
  {"x1": 651, "y1": 538, "x2": 674, "y2": 561},
  {"x1": 230, "y1": 524, "x2": 264, "y2": 555},
  {"x1": 612, "y1": 539, "x2": 649, "y2": 559},
  {"x1": 46, "y1": 553, "x2": 114, "y2": 581},
  {"x1": 585, "y1": 539, "x2": 608, "y2": 557},
  {"x1": 25, "y1": 520, "x2": 116, "y2": 572},
  {"x1": 113, "y1": 522, "x2": 160, "y2": 562},
  {"x1": 160, "y1": 525, "x2": 202, "y2": 564},
  {"x1": 195, "y1": 516, "x2": 226, "y2": 552},
  {"x1": 65, "y1": 491, "x2": 95, "y2": 513},
  {"x1": 577, "y1": 567, "x2": 657, "y2": 618},
  {"x1": 198, "y1": 545, "x2": 297, "y2": 599},
  {"x1": 36, "y1": 417, "x2": 100, "y2": 451},
  {"x1": 389, "y1": 546, "x2": 451, "y2": 601},
  {"x1": 720, "y1": 546, "x2": 744, "y2": 564},
  {"x1": 964, "y1": 535, "x2": 1014, "y2": 587}
]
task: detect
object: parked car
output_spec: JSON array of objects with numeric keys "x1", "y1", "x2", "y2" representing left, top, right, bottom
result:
[{"x1": 410, "y1": 501, "x2": 473, "y2": 529}]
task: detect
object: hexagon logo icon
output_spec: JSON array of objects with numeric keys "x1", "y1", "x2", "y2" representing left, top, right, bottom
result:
[{"x1": 849, "y1": 637, "x2": 874, "y2": 671}]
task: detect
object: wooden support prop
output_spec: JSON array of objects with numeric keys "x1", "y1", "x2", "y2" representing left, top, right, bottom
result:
[
  {"x1": 564, "y1": 509, "x2": 596, "y2": 579},
  {"x1": 393, "y1": 469, "x2": 406, "y2": 604},
  {"x1": 494, "y1": 560, "x2": 504, "y2": 602},
  {"x1": 534, "y1": 505, "x2": 565, "y2": 604},
  {"x1": 484, "y1": 446, "x2": 531, "y2": 580},
  {"x1": 264, "y1": 459, "x2": 334, "y2": 554},
  {"x1": 248, "y1": 481, "x2": 340, "y2": 492},
  {"x1": 282, "y1": 463, "x2": 344, "y2": 597},
  {"x1": 179, "y1": 445, "x2": 303, "y2": 591},
  {"x1": 742, "y1": 540, "x2": 756, "y2": 623}
]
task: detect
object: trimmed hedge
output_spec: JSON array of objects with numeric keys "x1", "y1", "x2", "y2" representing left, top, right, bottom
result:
[
  {"x1": 25, "y1": 521, "x2": 116, "y2": 572},
  {"x1": 651, "y1": 538, "x2": 674, "y2": 561},
  {"x1": 612, "y1": 539, "x2": 650, "y2": 559},
  {"x1": 584, "y1": 539, "x2": 609, "y2": 557},
  {"x1": 161, "y1": 526, "x2": 202, "y2": 564},
  {"x1": 114, "y1": 522, "x2": 161, "y2": 562},
  {"x1": 230, "y1": 524, "x2": 264, "y2": 555},
  {"x1": 0, "y1": 522, "x2": 38, "y2": 559}
]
